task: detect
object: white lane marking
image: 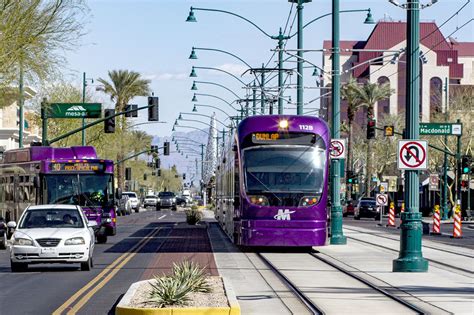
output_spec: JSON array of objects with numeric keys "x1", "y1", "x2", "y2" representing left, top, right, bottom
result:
[{"x1": 158, "y1": 215, "x2": 167, "y2": 220}]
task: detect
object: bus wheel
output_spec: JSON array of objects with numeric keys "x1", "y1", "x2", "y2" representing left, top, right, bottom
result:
[{"x1": 96, "y1": 234, "x2": 107, "y2": 244}]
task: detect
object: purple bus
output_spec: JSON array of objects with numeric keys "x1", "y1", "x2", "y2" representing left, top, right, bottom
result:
[
  {"x1": 0, "y1": 146, "x2": 118, "y2": 243},
  {"x1": 216, "y1": 115, "x2": 330, "y2": 247}
]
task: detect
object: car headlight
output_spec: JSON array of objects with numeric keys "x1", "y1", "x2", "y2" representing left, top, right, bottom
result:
[
  {"x1": 65, "y1": 237, "x2": 85, "y2": 245},
  {"x1": 13, "y1": 238, "x2": 34, "y2": 246},
  {"x1": 299, "y1": 196, "x2": 319, "y2": 207},
  {"x1": 248, "y1": 195, "x2": 269, "y2": 206}
]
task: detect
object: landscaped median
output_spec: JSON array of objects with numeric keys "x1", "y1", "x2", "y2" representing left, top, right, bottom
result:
[{"x1": 116, "y1": 276, "x2": 240, "y2": 315}]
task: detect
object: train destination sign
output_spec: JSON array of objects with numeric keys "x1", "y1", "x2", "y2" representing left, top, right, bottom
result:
[
  {"x1": 419, "y1": 123, "x2": 462, "y2": 136},
  {"x1": 251, "y1": 132, "x2": 317, "y2": 145},
  {"x1": 50, "y1": 162, "x2": 105, "y2": 172}
]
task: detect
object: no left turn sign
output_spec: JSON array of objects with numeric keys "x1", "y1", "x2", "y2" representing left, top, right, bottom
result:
[
  {"x1": 376, "y1": 194, "x2": 388, "y2": 206},
  {"x1": 398, "y1": 140, "x2": 428, "y2": 170},
  {"x1": 330, "y1": 139, "x2": 346, "y2": 159}
]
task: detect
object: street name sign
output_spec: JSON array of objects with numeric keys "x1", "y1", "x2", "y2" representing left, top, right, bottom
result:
[
  {"x1": 330, "y1": 139, "x2": 346, "y2": 159},
  {"x1": 48, "y1": 103, "x2": 102, "y2": 118},
  {"x1": 419, "y1": 123, "x2": 462, "y2": 136},
  {"x1": 398, "y1": 140, "x2": 428, "y2": 170}
]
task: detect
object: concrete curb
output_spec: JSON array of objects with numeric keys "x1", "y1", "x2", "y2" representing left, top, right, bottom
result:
[{"x1": 115, "y1": 277, "x2": 240, "y2": 315}]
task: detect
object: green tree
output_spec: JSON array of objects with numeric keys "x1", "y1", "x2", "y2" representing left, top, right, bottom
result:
[
  {"x1": 97, "y1": 70, "x2": 151, "y2": 190},
  {"x1": 349, "y1": 81, "x2": 394, "y2": 195}
]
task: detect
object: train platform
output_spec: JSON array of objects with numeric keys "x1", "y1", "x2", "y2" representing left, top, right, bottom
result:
[{"x1": 202, "y1": 211, "x2": 474, "y2": 314}]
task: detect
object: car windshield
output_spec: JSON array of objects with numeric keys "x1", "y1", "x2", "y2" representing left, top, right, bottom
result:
[
  {"x1": 123, "y1": 193, "x2": 137, "y2": 198},
  {"x1": 159, "y1": 192, "x2": 175, "y2": 197},
  {"x1": 243, "y1": 145, "x2": 326, "y2": 207},
  {"x1": 145, "y1": 195, "x2": 156, "y2": 198},
  {"x1": 360, "y1": 200, "x2": 376, "y2": 206},
  {"x1": 44, "y1": 174, "x2": 113, "y2": 208},
  {"x1": 19, "y1": 209, "x2": 84, "y2": 229}
]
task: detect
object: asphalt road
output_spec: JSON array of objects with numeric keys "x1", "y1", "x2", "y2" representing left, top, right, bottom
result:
[
  {"x1": 0, "y1": 208, "x2": 185, "y2": 315},
  {"x1": 342, "y1": 216, "x2": 474, "y2": 249}
]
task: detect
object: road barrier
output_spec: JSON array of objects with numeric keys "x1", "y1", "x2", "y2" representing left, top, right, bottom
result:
[
  {"x1": 387, "y1": 202, "x2": 396, "y2": 227},
  {"x1": 397, "y1": 202, "x2": 405, "y2": 229},
  {"x1": 452, "y1": 205, "x2": 463, "y2": 239},
  {"x1": 432, "y1": 205, "x2": 441, "y2": 235}
]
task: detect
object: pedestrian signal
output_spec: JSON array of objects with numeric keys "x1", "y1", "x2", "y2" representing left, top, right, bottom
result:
[
  {"x1": 367, "y1": 119, "x2": 376, "y2": 139},
  {"x1": 384, "y1": 125, "x2": 394, "y2": 137},
  {"x1": 104, "y1": 109, "x2": 115, "y2": 133}
]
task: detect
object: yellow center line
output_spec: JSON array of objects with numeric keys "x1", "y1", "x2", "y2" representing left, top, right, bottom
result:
[
  {"x1": 66, "y1": 227, "x2": 162, "y2": 314},
  {"x1": 52, "y1": 227, "x2": 161, "y2": 315}
]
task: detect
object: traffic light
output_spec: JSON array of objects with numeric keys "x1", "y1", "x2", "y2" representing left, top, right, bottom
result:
[
  {"x1": 148, "y1": 96, "x2": 159, "y2": 121},
  {"x1": 104, "y1": 109, "x2": 115, "y2": 133},
  {"x1": 157, "y1": 169, "x2": 161, "y2": 176},
  {"x1": 125, "y1": 167, "x2": 132, "y2": 180},
  {"x1": 461, "y1": 180, "x2": 469, "y2": 189},
  {"x1": 151, "y1": 145, "x2": 158, "y2": 153},
  {"x1": 163, "y1": 141, "x2": 170, "y2": 156},
  {"x1": 183, "y1": 174, "x2": 186, "y2": 180},
  {"x1": 461, "y1": 155, "x2": 472, "y2": 174},
  {"x1": 125, "y1": 104, "x2": 138, "y2": 117},
  {"x1": 367, "y1": 119, "x2": 376, "y2": 139},
  {"x1": 346, "y1": 170, "x2": 354, "y2": 184},
  {"x1": 143, "y1": 174, "x2": 147, "y2": 180},
  {"x1": 155, "y1": 158, "x2": 161, "y2": 169}
]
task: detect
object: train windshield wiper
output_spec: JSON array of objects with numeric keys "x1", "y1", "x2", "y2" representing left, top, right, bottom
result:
[{"x1": 246, "y1": 171, "x2": 282, "y2": 203}]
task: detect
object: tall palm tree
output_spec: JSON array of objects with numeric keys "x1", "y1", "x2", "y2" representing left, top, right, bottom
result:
[
  {"x1": 350, "y1": 81, "x2": 394, "y2": 196},
  {"x1": 97, "y1": 70, "x2": 151, "y2": 190}
]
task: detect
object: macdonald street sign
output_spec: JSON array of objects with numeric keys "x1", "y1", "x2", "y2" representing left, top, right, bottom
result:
[
  {"x1": 419, "y1": 123, "x2": 462, "y2": 136},
  {"x1": 47, "y1": 103, "x2": 102, "y2": 118}
]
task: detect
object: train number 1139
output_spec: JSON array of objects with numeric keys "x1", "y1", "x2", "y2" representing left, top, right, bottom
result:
[{"x1": 298, "y1": 125, "x2": 313, "y2": 131}]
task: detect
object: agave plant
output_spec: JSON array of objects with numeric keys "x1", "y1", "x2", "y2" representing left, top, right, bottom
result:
[
  {"x1": 185, "y1": 209, "x2": 202, "y2": 225},
  {"x1": 148, "y1": 276, "x2": 192, "y2": 308},
  {"x1": 172, "y1": 261, "x2": 211, "y2": 293}
]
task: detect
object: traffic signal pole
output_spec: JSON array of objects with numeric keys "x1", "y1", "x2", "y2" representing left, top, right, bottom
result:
[{"x1": 392, "y1": 0, "x2": 428, "y2": 272}]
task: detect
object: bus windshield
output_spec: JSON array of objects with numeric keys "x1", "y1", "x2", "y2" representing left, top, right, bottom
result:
[
  {"x1": 44, "y1": 174, "x2": 113, "y2": 207},
  {"x1": 243, "y1": 145, "x2": 326, "y2": 207}
]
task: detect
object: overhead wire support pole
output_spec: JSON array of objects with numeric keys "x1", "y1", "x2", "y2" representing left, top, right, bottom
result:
[{"x1": 296, "y1": 0, "x2": 305, "y2": 115}]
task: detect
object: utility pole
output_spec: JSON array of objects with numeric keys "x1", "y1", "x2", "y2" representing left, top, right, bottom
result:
[
  {"x1": 82, "y1": 72, "x2": 86, "y2": 146},
  {"x1": 329, "y1": 0, "x2": 346, "y2": 245},
  {"x1": 260, "y1": 63, "x2": 265, "y2": 114},
  {"x1": 18, "y1": 63, "x2": 24, "y2": 148},
  {"x1": 272, "y1": 27, "x2": 290, "y2": 114},
  {"x1": 295, "y1": 0, "x2": 308, "y2": 115},
  {"x1": 456, "y1": 118, "x2": 462, "y2": 208},
  {"x1": 392, "y1": 0, "x2": 428, "y2": 272},
  {"x1": 442, "y1": 77, "x2": 449, "y2": 220},
  {"x1": 252, "y1": 82, "x2": 257, "y2": 116}
]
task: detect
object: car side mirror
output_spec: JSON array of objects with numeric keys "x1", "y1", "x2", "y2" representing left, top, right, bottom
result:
[
  {"x1": 88, "y1": 221, "x2": 98, "y2": 228},
  {"x1": 7, "y1": 221, "x2": 16, "y2": 229},
  {"x1": 116, "y1": 188, "x2": 122, "y2": 199},
  {"x1": 33, "y1": 176, "x2": 40, "y2": 188}
]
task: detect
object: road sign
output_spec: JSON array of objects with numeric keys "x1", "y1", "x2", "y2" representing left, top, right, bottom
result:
[
  {"x1": 330, "y1": 139, "x2": 346, "y2": 159},
  {"x1": 380, "y1": 182, "x2": 388, "y2": 193},
  {"x1": 419, "y1": 123, "x2": 462, "y2": 136},
  {"x1": 398, "y1": 140, "x2": 428, "y2": 170},
  {"x1": 384, "y1": 125, "x2": 394, "y2": 137},
  {"x1": 376, "y1": 194, "x2": 388, "y2": 206},
  {"x1": 382, "y1": 176, "x2": 398, "y2": 192},
  {"x1": 429, "y1": 174, "x2": 439, "y2": 191},
  {"x1": 48, "y1": 103, "x2": 102, "y2": 118}
]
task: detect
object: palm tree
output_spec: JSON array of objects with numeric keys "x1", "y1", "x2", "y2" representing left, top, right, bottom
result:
[
  {"x1": 350, "y1": 81, "x2": 394, "y2": 196},
  {"x1": 97, "y1": 70, "x2": 151, "y2": 190}
]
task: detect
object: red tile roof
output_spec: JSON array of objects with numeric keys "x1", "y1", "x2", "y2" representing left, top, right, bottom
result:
[
  {"x1": 452, "y1": 42, "x2": 474, "y2": 57},
  {"x1": 323, "y1": 40, "x2": 366, "y2": 55}
]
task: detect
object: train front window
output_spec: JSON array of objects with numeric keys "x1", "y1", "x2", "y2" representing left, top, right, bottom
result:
[{"x1": 243, "y1": 146, "x2": 326, "y2": 207}]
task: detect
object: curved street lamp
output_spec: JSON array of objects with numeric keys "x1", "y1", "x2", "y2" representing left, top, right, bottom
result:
[{"x1": 191, "y1": 81, "x2": 240, "y2": 99}]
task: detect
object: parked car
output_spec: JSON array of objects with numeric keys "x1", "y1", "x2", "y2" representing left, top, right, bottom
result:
[
  {"x1": 117, "y1": 195, "x2": 132, "y2": 216},
  {"x1": 144, "y1": 195, "x2": 158, "y2": 208},
  {"x1": 175, "y1": 195, "x2": 187, "y2": 207},
  {"x1": 156, "y1": 192, "x2": 177, "y2": 210},
  {"x1": 343, "y1": 200, "x2": 355, "y2": 217},
  {"x1": 354, "y1": 197, "x2": 380, "y2": 220},
  {"x1": 123, "y1": 191, "x2": 140, "y2": 212},
  {"x1": 8, "y1": 205, "x2": 96, "y2": 272}
]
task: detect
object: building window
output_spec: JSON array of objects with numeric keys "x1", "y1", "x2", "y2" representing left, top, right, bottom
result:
[
  {"x1": 377, "y1": 76, "x2": 390, "y2": 120},
  {"x1": 430, "y1": 77, "x2": 443, "y2": 118}
]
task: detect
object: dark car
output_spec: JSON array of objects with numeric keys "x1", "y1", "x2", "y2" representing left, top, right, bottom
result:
[
  {"x1": 343, "y1": 200, "x2": 355, "y2": 217},
  {"x1": 354, "y1": 198, "x2": 380, "y2": 220},
  {"x1": 175, "y1": 196, "x2": 187, "y2": 207},
  {"x1": 157, "y1": 192, "x2": 177, "y2": 211}
]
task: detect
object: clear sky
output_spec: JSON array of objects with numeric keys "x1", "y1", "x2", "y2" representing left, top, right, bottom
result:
[{"x1": 62, "y1": 0, "x2": 473, "y2": 138}]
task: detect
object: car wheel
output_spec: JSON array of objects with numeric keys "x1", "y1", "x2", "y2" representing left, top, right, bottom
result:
[
  {"x1": 180, "y1": 202, "x2": 186, "y2": 207},
  {"x1": 172, "y1": 206, "x2": 177, "y2": 211},
  {"x1": 96, "y1": 234, "x2": 107, "y2": 244},
  {"x1": 135, "y1": 208, "x2": 139, "y2": 213},
  {"x1": 343, "y1": 213, "x2": 347, "y2": 217},
  {"x1": 354, "y1": 215, "x2": 360, "y2": 220},
  {"x1": 375, "y1": 214, "x2": 381, "y2": 221},
  {"x1": 11, "y1": 261, "x2": 28, "y2": 272},
  {"x1": 0, "y1": 232, "x2": 7, "y2": 250},
  {"x1": 81, "y1": 257, "x2": 93, "y2": 271},
  {"x1": 156, "y1": 206, "x2": 161, "y2": 211}
]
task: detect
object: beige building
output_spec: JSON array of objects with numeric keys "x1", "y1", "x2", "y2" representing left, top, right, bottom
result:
[
  {"x1": 0, "y1": 87, "x2": 41, "y2": 152},
  {"x1": 322, "y1": 21, "x2": 474, "y2": 124}
]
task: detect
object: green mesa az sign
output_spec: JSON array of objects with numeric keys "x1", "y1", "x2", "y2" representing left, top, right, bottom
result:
[{"x1": 47, "y1": 103, "x2": 102, "y2": 118}]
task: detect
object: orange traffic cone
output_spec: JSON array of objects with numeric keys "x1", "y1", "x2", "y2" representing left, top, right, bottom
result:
[{"x1": 431, "y1": 205, "x2": 441, "y2": 235}]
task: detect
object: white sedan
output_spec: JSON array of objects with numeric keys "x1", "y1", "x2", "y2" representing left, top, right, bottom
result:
[{"x1": 8, "y1": 205, "x2": 95, "y2": 272}]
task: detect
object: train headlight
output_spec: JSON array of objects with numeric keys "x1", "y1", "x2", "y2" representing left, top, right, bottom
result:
[
  {"x1": 278, "y1": 119, "x2": 289, "y2": 129},
  {"x1": 248, "y1": 195, "x2": 270, "y2": 206},
  {"x1": 299, "y1": 196, "x2": 319, "y2": 207}
]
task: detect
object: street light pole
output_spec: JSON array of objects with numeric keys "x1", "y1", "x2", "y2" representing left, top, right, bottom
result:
[
  {"x1": 82, "y1": 72, "x2": 86, "y2": 146},
  {"x1": 442, "y1": 77, "x2": 449, "y2": 220},
  {"x1": 329, "y1": 0, "x2": 346, "y2": 245},
  {"x1": 18, "y1": 63, "x2": 24, "y2": 148},
  {"x1": 260, "y1": 64, "x2": 265, "y2": 114},
  {"x1": 252, "y1": 82, "x2": 257, "y2": 116},
  {"x1": 392, "y1": 0, "x2": 428, "y2": 272}
]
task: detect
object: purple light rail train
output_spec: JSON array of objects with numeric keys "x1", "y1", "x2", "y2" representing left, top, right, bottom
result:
[
  {"x1": 0, "y1": 146, "x2": 118, "y2": 243},
  {"x1": 216, "y1": 115, "x2": 330, "y2": 247}
]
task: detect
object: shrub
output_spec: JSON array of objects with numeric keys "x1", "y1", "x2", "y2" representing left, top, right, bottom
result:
[
  {"x1": 148, "y1": 276, "x2": 192, "y2": 308},
  {"x1": 191, "y1": 205, "x2": 198, "y2": 211},
  {"x1": 185, "y1": 209, "x2": 202, "y2": 225},
  {"x1": 172, "y1": 261, "x2": 211, "y2": 293}
]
